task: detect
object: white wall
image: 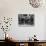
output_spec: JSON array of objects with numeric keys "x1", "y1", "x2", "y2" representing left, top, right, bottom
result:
[{"x1": 0, "y1": 0, "x2": 46, "y2": 40}]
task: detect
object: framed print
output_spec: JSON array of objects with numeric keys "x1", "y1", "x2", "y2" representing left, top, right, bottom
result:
[{"x1": 18, "y1": 14, "x2": 34, "y2": 26}]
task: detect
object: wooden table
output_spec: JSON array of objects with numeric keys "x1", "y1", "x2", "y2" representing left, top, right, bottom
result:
[
  {"x1": 13, "y1": 40, "x2": 46, "y2": 46},
  {"x1": 5, "y1": 39, "x2": 46, "y2": 46}
]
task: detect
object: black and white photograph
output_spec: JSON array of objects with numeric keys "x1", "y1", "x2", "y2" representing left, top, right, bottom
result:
[{"x1": 18, "y1": 14, "x2": 34, "y2": 26}]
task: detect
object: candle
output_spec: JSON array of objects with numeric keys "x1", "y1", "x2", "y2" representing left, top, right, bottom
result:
[{"x1": 6, "y1": 34, "x2": 8, "y2": 38}]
